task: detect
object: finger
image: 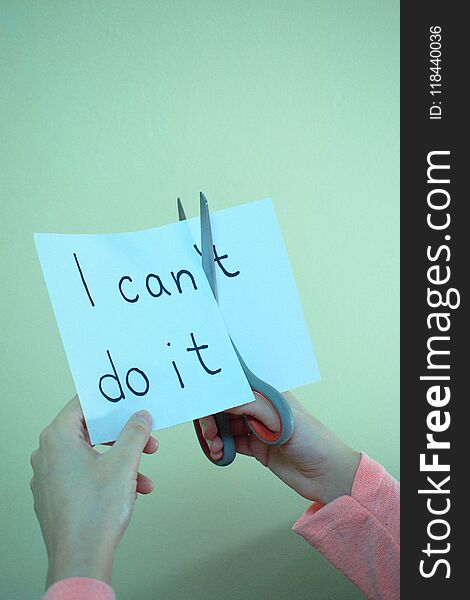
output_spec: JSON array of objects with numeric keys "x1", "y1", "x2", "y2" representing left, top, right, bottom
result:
[
  {"x1": 143, "y1": 436, "x2": 158, "y2": 454},
  {"x1": 136, "y1": 472, "x2": 154, "y2": 495},
  {"x1": 52, "y1": 395, "x2": 84, "y2": 431},
  {"x1": 209, "y1": 449, "x2": 223, "y2": 461},
  {"x1": 200, "y1": 422, "x2": 223, "y2": 460},
  {"x1": 101, "y1": 435, "x2": 158, "y2": 454},
  {"x1": 207, "y1": 434, "x2": 223, "y2": 454},
  {"x1": 199, "y1": 415, "x2": 217, "y2": 440},
  {"x1": 227, "y1": 393, "x2": 280, "y2": 432},
  {"x1": 112, "y1": 411, "x2": 152, "y2": 470}
]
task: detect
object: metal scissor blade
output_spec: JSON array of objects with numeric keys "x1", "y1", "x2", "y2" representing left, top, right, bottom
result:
[
  {"x1": 200, "y1": 192, "x2": 217, "y2": 301},
  {"x1": 177, "y1": 197, "x2": 187, "y2": 221}
]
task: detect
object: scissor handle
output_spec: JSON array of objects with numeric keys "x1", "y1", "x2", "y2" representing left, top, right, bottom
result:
[
  {"x1": 194, "y1": 412, "x2": 236, "y2": 467},
  {"x1": 195, "y1": 344, "x2": 295, "y2": 466},
  {"x1": 243, "y1": 389, "x2": 289, "y2": 445},
  {"x1": 231, "y1": 342, "x2": 295, "y2": 446}
]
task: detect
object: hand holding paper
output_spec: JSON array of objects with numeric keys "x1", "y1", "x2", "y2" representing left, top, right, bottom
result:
[{"x1": 35, "y1": 199, "x2": 319, "y2": 445}]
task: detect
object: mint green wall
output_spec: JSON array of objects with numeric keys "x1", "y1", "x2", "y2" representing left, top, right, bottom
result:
[{"x1": 1, "y1": 2, "x2": 399, "y2": 598}]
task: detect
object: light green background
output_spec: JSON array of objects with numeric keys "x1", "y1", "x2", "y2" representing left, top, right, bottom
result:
[{"x1": 0, "y1": 1, "x2": 399, "y2": 598}]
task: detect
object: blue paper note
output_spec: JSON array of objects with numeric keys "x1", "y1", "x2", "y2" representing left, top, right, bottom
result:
[
  {"x1": 35, "y1": 199, "x2": 319, "y2": 445},
  {"x1": 35, "y1": 220, "x2": 254, "y2": 444}
]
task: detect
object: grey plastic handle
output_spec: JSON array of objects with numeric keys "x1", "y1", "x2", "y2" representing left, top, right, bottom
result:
[
  {"x1": 233, "y1": 344, "x2": 295, "y2": 446},
  {"x1": 195, "y1": 343, "x2": 295, "y2": 467}
]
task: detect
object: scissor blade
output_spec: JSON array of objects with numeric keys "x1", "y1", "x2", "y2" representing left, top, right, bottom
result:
[
  {"x1": 177, "y1": 197, "x2": 187, "y2": 221},
  {"x1": 200, "y1": 192, "x2": 217, "y2": 301}
]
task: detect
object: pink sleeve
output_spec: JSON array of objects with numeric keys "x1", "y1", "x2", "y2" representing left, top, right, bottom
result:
[
  {"x1": 42, "y1": 577, "x2": 115, "y2": 600},
  {"x1": 292, "y1": 453, "x2": 400, "y2": 600}
]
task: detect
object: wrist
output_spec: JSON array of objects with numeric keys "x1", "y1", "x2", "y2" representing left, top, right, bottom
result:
[
  {"x1": 46, "y1": 543, "x2": 114, "y2": 588},
  {"x1": 319, "y1": 448, "x2": 361, "y2": 505}
]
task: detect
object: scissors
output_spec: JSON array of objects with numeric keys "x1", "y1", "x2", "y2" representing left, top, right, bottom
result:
[{"x1": 177, "y1": 193, "x2": 295, "y2": 466}]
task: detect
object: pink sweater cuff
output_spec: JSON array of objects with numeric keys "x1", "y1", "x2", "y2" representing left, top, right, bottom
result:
[
  {"x1": 292, "y1": 452, "x2": 400, "y2": 600},
  {"x1": 43, "y1": 577, "x2": 115, "y2": 600}
]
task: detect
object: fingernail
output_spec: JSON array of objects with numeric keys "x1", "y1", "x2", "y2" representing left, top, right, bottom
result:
[{"x1": 134, "y1": 410, "x2": 152, "y2": 427}]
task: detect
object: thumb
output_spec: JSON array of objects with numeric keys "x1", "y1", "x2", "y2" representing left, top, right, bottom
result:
[
  {"x1": 227, "y1": 392, "x2": 280, "y2": 432},
  {"x1": 112, "y1": 411, "x2": 153, "y2": 469}
]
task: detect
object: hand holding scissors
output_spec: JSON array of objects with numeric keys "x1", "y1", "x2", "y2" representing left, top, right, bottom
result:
[{"x1": 178, "y1": 193, "x2": 295, "y2": 466}]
